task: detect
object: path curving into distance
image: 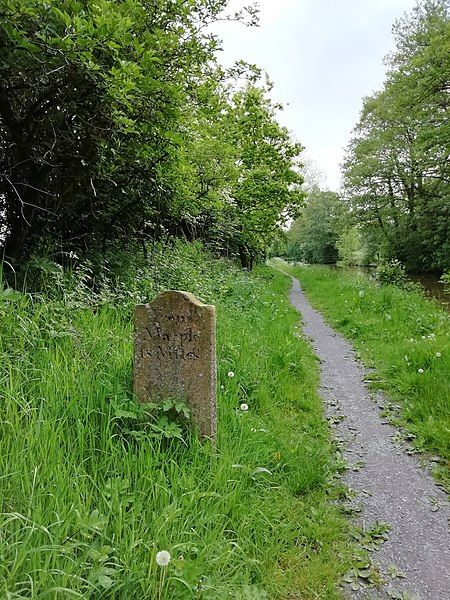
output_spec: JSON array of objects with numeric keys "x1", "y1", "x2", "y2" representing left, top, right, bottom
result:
[{"x1": 288, "y1": 275, "x2": 450, "y2": 599}]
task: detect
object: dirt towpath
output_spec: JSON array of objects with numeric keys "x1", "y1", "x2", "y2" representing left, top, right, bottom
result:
[{"x1": 288, "y1": 275, "x2": 450, "y2": 599}]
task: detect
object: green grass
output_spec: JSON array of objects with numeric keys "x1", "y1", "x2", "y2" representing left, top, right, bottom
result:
[
  {"x1": 0, "y1": 247, "x2": 353, "y2": 599},
  {"x1": 277, "y1": 260, "x2": 450, "y2": 488}
]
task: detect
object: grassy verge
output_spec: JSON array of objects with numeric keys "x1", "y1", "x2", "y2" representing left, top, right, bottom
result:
[
  {"x1": 277, "y1": 260, "x2": 450, "y2": 489},
  {"x1": 0, "y1": 246, "x2": 353, "y2": 599}
]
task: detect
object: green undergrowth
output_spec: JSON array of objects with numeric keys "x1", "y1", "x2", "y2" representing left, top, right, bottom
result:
[
  {"x1": 0, "y1": 244, "x2": 353, "y2": 599},
  {"x1": 277, "y1": 260, "x2": 450, "y2": 489}
]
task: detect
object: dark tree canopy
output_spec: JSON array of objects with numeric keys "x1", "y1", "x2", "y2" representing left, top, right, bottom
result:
[{"x1": 0, "y1": 0, "x2": 304, "y2": 271}]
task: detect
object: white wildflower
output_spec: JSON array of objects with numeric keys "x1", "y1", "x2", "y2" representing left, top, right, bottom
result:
[
  {"x1": 435, "y1": 352, "x2": 441, "y2": 357},
  {"x1": 240, "y1": 403, "x2": 249, "y2": 412},
  {"x1": 227, "y1": 371, "x2": 235, "y2": 378},
  {"x1": 418, "y1": 368, "x2": 424, "y2": 374},
  {"x1": 156, "y1": 550, "x2": 171, "y2": 567}
]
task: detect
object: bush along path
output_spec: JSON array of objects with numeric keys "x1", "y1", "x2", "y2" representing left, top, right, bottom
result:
[{"x1": 274, "y1": 264, "x2": 450, "y2": 599}]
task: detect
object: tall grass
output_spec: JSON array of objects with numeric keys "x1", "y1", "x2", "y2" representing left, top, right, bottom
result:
[
  {"x1": 0, "y1": 246, "x2": 352, "y2": 598},
  {"x1": 279, "y1": 261, "x2": 450, "y2": 489}
]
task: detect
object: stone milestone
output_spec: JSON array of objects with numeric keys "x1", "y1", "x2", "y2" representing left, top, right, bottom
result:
[{"x1": 133, "y1": 290, "x2": 217, "y2": 440}]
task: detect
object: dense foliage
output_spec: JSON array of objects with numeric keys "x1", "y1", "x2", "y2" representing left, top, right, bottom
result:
[
  {"x1": 0, "y1": 0, "x2": 304, "y2": 271},
  {"x1": 0, "y1": 244, "x2": 354, "y2": 598},
  {"x1": 343, "y1": 0, "x2": 450, "y2": 273},
  {"x1": 285, "y1": 189, "x2": 346, "y2": 264}
]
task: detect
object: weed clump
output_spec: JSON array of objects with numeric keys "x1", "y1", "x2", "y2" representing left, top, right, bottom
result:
[{"x1": 375, "y1": 260, "x2": 408, "y2": 287}]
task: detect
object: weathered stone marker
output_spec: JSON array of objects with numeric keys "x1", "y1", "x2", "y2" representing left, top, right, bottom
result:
[{"x1": 133, "y1": 291, "x2": 217, "y2": 440}]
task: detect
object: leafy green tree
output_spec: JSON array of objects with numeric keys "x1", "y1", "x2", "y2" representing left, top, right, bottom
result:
[
  {"x1": 167, "y1": 74, "x2": 239, "y2": 248},
  {"x1": 227, "y1": 84, "x2": 305, "y2": 268},
  {"x1": 0, "y1": 0, "x2": 258, "y2": 264},
  {"x1": 337, "y1": 228, "x2": 363, "y2": 266},
  {"x1": 286, "y1": 189, "x2": 345, "y2": 264},
  {"x1": 343, "y1": 0, "x2": 450, "y2": 272},
  {"x1": 169, "y1": 76, "x2": 306, "y2": 268}
]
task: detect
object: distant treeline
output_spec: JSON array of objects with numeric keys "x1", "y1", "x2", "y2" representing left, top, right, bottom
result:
[{"x1": 0, "y1": 0, "x2": 304, "y2": 275}]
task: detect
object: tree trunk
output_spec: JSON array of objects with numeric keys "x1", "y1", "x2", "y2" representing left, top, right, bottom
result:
[{"x1": 239, "y1": 245, "x2": 250, "y2": 269}]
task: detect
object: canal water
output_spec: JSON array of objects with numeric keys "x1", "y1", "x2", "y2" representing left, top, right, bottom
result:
[{"x1": 408, "y1": 273, "x2": 450, "y2": 307}]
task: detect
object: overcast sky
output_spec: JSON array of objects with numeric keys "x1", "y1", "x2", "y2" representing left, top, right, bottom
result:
[{"x1": 212, "y1": 0, "x2": 417, "y2": 190}]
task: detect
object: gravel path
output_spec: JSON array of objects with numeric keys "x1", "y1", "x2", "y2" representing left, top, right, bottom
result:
[{"x1": 288, "y1": 275, "x2": 450, "y2": 600}]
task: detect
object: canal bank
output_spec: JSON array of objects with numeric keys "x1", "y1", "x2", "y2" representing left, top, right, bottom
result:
[{"x1": 333, "y1": 264, "x2": 450, "y2": 308}]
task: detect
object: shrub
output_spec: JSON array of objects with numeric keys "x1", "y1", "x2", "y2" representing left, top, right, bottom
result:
[
  {"x1": 375, "y1": 259, "x2": 408, "y2": 287},
  {"x1": 440, "y1": 272, "x2": 450, "y2": 293}
]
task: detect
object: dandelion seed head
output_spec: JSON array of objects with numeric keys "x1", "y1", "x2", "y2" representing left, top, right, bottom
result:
[
  {"x1": 435, "y1": 352, "x2": 441, "y2": 357},
  {"x1": 156, "y1": 550, "x2": 171, "y2": 567},
  {"x1": 418, "y1": 368, "x2": 424, "y2": 374},
  {"x1": 227, "y1": 371, "x2": 235, "y2": 378},
  {"x1": 240, "y1": 403, "x2": 248, "y2": 412}
]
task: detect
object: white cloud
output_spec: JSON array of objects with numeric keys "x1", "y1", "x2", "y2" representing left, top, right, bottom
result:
[
  {"x1": 257, "y1": 0, "x2": 296, "y2": 23},
  {"x1": 212, "y1": 0, "x2": 417, "y2": 190}
]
